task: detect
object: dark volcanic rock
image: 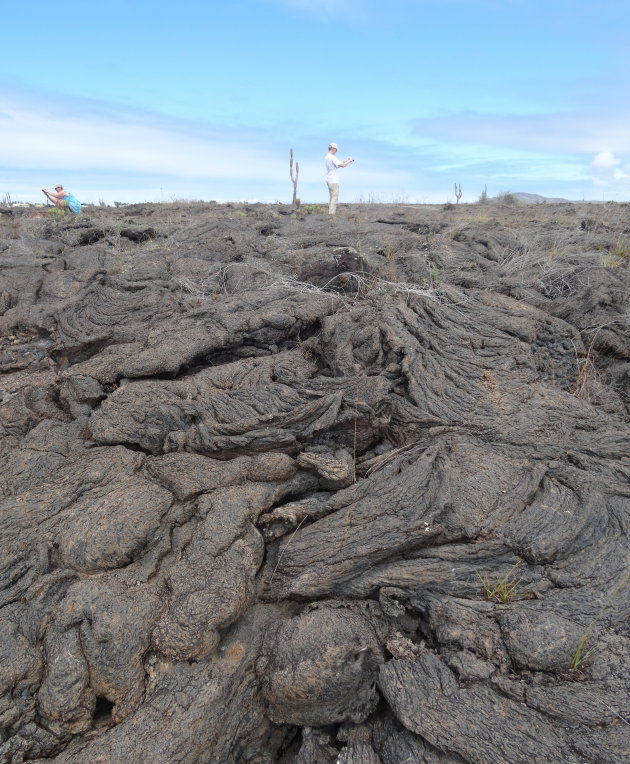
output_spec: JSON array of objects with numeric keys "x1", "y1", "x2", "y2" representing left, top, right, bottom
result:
[
  {"x1": 0, "y1": 200, "x2": 629, "y2": 763},
  {"x1": 258, "y1": 601, "x2": 384, "y2": 727}
]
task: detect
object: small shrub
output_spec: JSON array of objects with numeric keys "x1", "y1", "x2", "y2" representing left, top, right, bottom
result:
[
  {"x1": 600, "y1": 255, "x2": 624, "y2": 269},
  {"x1": 478, "y1": 561, "x2": 522, "y2": 603},
  {"x1": 302, "y1": 204, "x2": 326, "y2": 215},
  {"x1": 568, "y1": 333, "x2": 617, "y2": 404},
  {"x1": 612, "y1": 239, "x2": 630, "y2": 259},
  {"x1": 496, "y1": 190, "x2": 518, "y2": 205},
  {"x1": 294, "y1": 332, "x2": 314, "y2": 361},
  {"x1": 569, "y1": 569, "x2": 630, "y2": 670},
  {"x1": 378, "y1": 237, "x2": 399, "y2": 260}
]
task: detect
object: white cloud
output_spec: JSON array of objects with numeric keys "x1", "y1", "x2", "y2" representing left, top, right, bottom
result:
[
  {"x1": 0, "y1": 99, "x2": 284, "y2": 181},
  {"x1": 589, "y1": 151, "x2": 629, "y2": 192},
  {"x1": 413, "y1": 111, "x2": 630, "y2": 156},
  {"x1": 591, "y1": 151, "x2": 620, "y2": 168},
  {"x1": 3, "y1": 87, "x2": 628, "y2": 207},
  {"x1": 0, "y1": 90, "x2": 413, "y2": 204}
]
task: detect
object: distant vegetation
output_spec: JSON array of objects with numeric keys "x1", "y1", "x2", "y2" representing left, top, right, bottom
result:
[{"x1": 477, "y1": 187, "x2": 518, "y2": 205}]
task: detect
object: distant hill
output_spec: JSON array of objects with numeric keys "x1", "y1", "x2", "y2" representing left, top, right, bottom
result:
[
  {"x1": 511, "y1": 192, "x2": 571, "y2": 204},
  {"x1": 510, "y1": 193, "x2": 613, "y2": 205}
]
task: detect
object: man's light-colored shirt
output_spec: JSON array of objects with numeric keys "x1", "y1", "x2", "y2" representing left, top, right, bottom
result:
[{"x1": 325, "y1": 152, "x2": 341, "y2": 183}]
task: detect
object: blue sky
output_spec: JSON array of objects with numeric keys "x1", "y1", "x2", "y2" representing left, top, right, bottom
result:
[{"x1": 1, "y1": 0, "x2": 629, "y2": 205}]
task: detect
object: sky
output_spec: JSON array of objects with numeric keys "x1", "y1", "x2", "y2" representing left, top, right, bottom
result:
[{"x1": 1, "y1": 0, "x2": 629, "y2": 205}]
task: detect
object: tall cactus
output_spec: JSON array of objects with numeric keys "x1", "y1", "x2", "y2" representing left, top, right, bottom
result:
[
  {"x1": 290, "y1": 149, "x2": 300, "y2": 207},
  {"x1": 454, "y1": 183, "x2": 462, "y2": 204}
]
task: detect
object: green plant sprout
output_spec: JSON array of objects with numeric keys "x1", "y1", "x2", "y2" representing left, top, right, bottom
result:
[
  {"x1": 570, "y1": 629, "x2": 597, "y2": 670},
  {"x1": 478, "y1": 561, "x2": 522, "y2": 603},
  {"x1": 612, "y1": 239, "x2": 630, "y2": 259},
  {"x1": 570, "y1": 569, "x2": 630, "y2": 670}
]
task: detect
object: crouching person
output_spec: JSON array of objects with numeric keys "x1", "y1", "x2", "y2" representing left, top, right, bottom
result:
[{"x1": 42, "y1": 184, "x2": 81, "y2": 214}]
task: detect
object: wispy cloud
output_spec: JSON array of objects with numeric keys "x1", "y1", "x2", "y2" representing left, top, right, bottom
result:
[
  {"x1": 410, "y1": 109, "x2": 630, "y2": 198},
  {"x1": 0, "y1": 89, "x2": 412, "y2": 204},
  {"x1": 3, "y1": 87, "x2": 628, "y2": 207},
  {"x1": 413, "y1": 110, "x2": 630, "y2": 156},
  {"x1": 0, "y1": 94, "x2": 284, "y2": 180}
]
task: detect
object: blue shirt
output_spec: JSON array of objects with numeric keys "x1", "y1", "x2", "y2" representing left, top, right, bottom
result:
[{"x1": 64, "y1": 193, "x2": 81, "y2": 214}]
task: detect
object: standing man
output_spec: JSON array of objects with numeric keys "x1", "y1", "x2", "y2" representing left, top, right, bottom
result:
[{"x1": 325, "y1": 142, "x2": 354, "y2": 215}]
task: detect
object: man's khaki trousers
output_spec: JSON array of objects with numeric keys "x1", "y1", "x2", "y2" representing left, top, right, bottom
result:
[{"x1": 327, "y1": 182, "x2": 339, "y2": 215}]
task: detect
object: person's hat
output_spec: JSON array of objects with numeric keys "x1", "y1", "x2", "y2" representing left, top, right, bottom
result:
[
  {"x1": 54, "y1": 184, "x2": 63, "y2": 189},
  {"x1": 328, "y1": 142, "x2": 339, "y2": 150}
]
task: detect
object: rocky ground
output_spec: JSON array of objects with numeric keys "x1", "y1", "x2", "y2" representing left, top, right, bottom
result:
[{"x1": 0, "y1": 198, "x2": 629, "y2": 763}]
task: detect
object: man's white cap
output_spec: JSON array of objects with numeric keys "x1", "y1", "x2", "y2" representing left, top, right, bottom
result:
[{"x1": 328, "y1": 142, "x2": 339, "y2": 150}]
